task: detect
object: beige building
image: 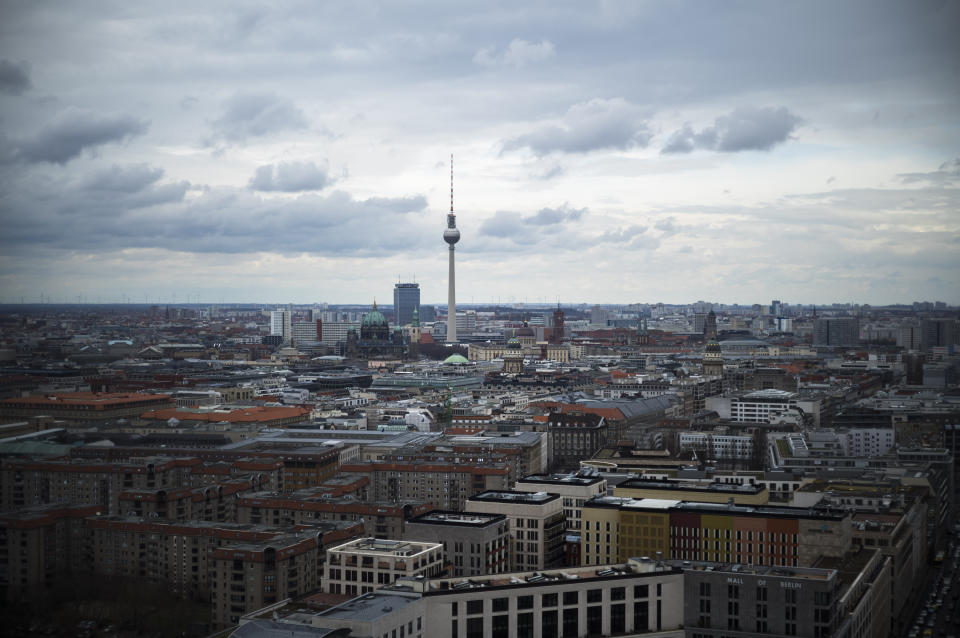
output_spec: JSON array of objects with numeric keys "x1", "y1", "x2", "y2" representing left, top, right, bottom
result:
[
  {"x1": 514, "y1": 473, "x2": 608, "y2": 533},
  {"x1": 465, "y1": 491, "x2": 565, "y2": 571},
  {"x1": 323, "y1": 537, "x2": 444, "y2": 596},
  {"x1": 612, "y1": 477, "x2": 770, "y2": 505},
  {"x1": 467, "y1": 342, "x2": 570, "y2": 363}
]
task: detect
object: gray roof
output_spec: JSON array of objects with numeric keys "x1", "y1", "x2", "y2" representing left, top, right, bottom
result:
[{"x1": 231, "y1": 620, "x2": 347, "y2": 638}]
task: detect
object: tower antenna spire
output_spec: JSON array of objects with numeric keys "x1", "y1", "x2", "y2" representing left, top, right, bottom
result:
[{"x1": 450, "y1": 154, "x2": 454, "y2": 212}]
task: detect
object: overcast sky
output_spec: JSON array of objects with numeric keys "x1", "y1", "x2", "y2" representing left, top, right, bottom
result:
[{"x1": 1, "y1": 1, "x2": 958, "y2": 307}]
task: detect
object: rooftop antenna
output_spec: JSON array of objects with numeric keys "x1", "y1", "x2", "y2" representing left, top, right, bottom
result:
[{"x1": 450, "y1": 153, "x2": 454, "y2": 213}]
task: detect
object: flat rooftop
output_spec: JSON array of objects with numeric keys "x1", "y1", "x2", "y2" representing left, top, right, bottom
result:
[
  {"x1": 315, "y1": 591, "x2": 421, "y2": 622},
  {"x1": 518, "y1": 473, "x2": 605, "y2": 486},
  {"x1": 420, "y1": 558, "x2": 679, "y2": 593},
  {"x1": 329, "y1": 537, "x2": 441, "y2": 556},
  {"x1": 468, "y1": 490, "x2": 561, "y2": 505},
  {"x1": 408, "y1": 511, "x2": 507, "y2": 527},
  {"x1": 665, "y1": 559, "x2": 836, "y2": 581},
  {"x1": 616, "y1": 478, "x2": 766, "y2": 494}
]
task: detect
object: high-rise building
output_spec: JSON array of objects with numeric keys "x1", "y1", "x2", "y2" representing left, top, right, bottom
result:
[
  {"x1": 813, "y1": 317, "x2": 859, "y2": 346},
  {"x1": 704, "y1": 309, "x2": 717, "y2": 339},
  {"x1": 921, "y1": 317, "x2": 958, "y2": 350},
  {"x1": 443, "y1": 156, "x2": 460, "y2": 343},
  {"x1": 270, "y1": 307, "x2": 292, "y2": 344},
  {"x1": 393, "y1": 282, "x2": 420, "y2": 327}
]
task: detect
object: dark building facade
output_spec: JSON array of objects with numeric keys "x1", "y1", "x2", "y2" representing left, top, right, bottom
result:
[
  {"x1": 548, "y1": 412, "x2": 608, "y2": 471},
  {"x1": 393, "y1": 282, "x2": 420, "y2": 327}
]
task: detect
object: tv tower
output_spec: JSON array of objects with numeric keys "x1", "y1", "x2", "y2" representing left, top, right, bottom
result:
[{"x1": 443, "y1": 154, "x2": 461, "y2": 343}]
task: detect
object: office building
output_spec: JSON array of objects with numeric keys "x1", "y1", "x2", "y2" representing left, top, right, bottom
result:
[
  {"x1": 465, "y1": 491, "x2": 565, "y2": 571},
  {"x1": 921, "y1": 317, "x2": 958, "y2": 350},
  {"x1": 813, "y1": 317, "x2": 859, "y2": 346},
  {"x1": 514, "y1": 473, "x2": 607, "y2": 533},
  {"x1": 394, "y1": 282, "x2": 420, "y2": 327},
  {"x1": 581, "y1": 496, "x2": 851, "y2": 568},
  {"x1": 291, "y1": 320, "x2": 321, "y2": 345},
  {"x1": 403, "y1": 511, "x2": 510, "y2": 577},
  {"x1": 322, "y1": 537, "x2": 444, "y2": 596}
]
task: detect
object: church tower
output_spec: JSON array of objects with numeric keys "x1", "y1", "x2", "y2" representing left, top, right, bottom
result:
[{"x1": 702, "y1": 340, "x2": 724, "y2": 377}]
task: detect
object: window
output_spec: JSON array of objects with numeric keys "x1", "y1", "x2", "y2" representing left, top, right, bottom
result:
[
  {"x1": 611, "y1": 586, "x2": 625, "y2": 601},
  {"x1": 452, "y1": 602, "x2": 458, "y2": 616},
  {"x1": 542, "y1": 593, "x2": 558, "y2": 607},
  {"x1": 467, "y1": 600, "x2": 483, "y2": 615},
  {"x1": 587, "y1": 589, "x2": 602, "y2": 603},
  {"x1": 562, "y1": 609, "x2": 578, "y2": 638},
  {"x1": 466, "y1": 617, "x2": 483, "y2": 638},
  {"x1": 541, "y1": 610, "x2": 558, "y2": 638},
  {"x1": 587, "y1": 605, "x2": 602, "y2": 635},
  {"x1": 563, "y1": 591, "x2": 579, "y2": 605},
  {"x1": 518, "y1": 595, "x2": 534, "y2": 609},
  {"x1": 493, "y1": 598, "x2": 508, "y2": 613},
  {"x1": 634, "y1": 601, "x2": 649, "y2": 631},
  {"x1": 611, "y1": 603, "x2": 625, "y2": 633},
  {"x1": 635, "y1": 584, "x2": 649, "y2": 598},
  {"x1": 698, "y1": 582, "x2": 710, "y2": 597},
  {"x1": 517, "y1": 612, "x2": 534, "y2": 638},
  {"x1": 492, "y1": 614, "x2": 509, "y2": 638}
]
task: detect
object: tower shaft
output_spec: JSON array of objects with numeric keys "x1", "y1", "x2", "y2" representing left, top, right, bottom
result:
[{"x1": 447, "y1": 245, "x2": 456, "y2": 343}]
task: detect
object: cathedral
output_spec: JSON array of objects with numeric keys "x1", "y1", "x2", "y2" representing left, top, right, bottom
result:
[{"x1": 345, "y1": 301, "x2": 407, "y2": 360}]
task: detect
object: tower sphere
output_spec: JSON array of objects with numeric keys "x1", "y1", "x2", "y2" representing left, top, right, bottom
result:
[{"x1": 443, "y1": 227, "x2": 460, "y2": 245}]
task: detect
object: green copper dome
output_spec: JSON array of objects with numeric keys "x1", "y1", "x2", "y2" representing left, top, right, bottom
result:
[
  {"x1": 443, "y1": 353, "x2": 469, "y2": 364},
  {"x1": 362, "y1": 301, "x2": 388, "y2": 327}
]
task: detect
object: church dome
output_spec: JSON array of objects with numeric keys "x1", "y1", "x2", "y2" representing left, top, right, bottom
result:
[
  {"x1": 507, "y1": 337, "x2": 522, "y2": 350},
  {"x1": 362, "y1": 302, "x2": 388, "y2": 328},
  {"x1": 705, "y1": 340, "x2": 722, "y2": 354}
]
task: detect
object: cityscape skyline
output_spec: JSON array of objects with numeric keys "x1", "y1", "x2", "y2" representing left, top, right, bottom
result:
[{"x1": 0, "y1": 2, "x2": 958, "y2": 306}]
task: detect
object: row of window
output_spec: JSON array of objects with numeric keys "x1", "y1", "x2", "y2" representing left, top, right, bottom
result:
[
  {"x1": 452, "y1": 584, "x2": 659, "y2": 617},
  {"x1": 452, "y1": 602, "x2": 656, "y2": 638}
]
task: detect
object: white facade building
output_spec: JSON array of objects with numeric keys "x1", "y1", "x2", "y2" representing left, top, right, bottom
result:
[{"x1": 323, "y1": 537, "x2": 444, "y2": 597}]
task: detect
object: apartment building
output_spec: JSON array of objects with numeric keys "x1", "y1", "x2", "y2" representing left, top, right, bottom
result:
[
  {"x1": 210, "y1": 531, "x2": 337, "y2": 628},
  {"x1": 1, "y1": 456, "x2": 202, "y2": 514},
  {"x1": 404, "y1": 511, "x2": 510, "y2": 577},
  {"x1": 465, "y1": 491, "x2": 565, "y2": 571},
  {"x1": 514, "y1": 472, "x2": 607, "y2": 533},
  {"x1": 581, "y1": 496, "x2": 851, "y2": 568},
  {"x1": 236, "y1": 491, "x2": 433, "y2": 538},
  {"x1": 0, "y1": 504, "x2": 363, "y2": 611},
  {"x1": 323, "y1": 537, "x2": 444, "y2": 596},
  {"x1": 338, "y1": 461, "x2": 511, "y2": 511},
  {"x1": 118, "y1": 477, "x2": 257, "y2": 521},
  {"x1": 0, "y1": 503, "x2": 101, "y2": 602}
]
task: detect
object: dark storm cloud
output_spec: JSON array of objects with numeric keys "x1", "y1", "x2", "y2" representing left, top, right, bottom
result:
[
  {"x1": 13, "y1": 108, "x2": 148, "y2": 164},
  {"x1": 524, "y1": 204, "x2": 585, "y2": 226},
  {"x1": 249, "y1": 161, "x2": 332, "y2": 192},
  {"x1": 0, "y1": 170, "x2": 429, "y2": 256},
  {"x1": 210, "y1": 92, "x2": 308, "y2": 142},
  {"x1": 479, "y1": 204, "x2": 586, "y2": 243},
  {"x1": 0, "y1": 60, "x2": 31, "y2": 95},
  {"x1": 82, "y1": 163, "x2": 165, "y2": 193},
  {"x1": 502, "y1": 98, "x2": 652, "y2": 156},
  {"x1": 662, "y1": 107, "x2": 802, "y2": 154}
]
